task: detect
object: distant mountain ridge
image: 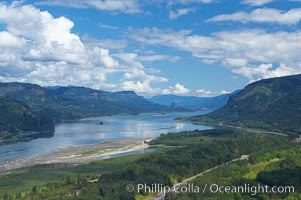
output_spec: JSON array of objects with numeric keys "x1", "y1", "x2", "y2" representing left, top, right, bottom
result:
[
  {"x1": 190, "y1": 74, "x2": 301, "y2": 136},
  {"x1": 148, "y1": 90, "x2": 240, "y2": 110},
  {"x1": 0, "y1": 82, "x2": 178, "y2": 122}
]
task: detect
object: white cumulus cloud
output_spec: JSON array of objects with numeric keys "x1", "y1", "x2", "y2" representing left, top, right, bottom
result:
[
  {"x1": 114, "y1": 52, "x2": 169, "y2": 95},
  {"x1": 129, "y1": 27, "x2": 301, "y2": 81},
  {"x1": 138, "y1": 55, "x2": 181, "y2": 62},
  {"x1": 241, "y1": 0, "x2": 276, "y2": 6},
  {"x1": 207, "y1": 8, "x2": 301, "y2": 25},
  {"x1": 36, "y1": 0, "x2": 142, "y2": 14},
  {"x1": 172, "y1": 83, "x2": 190, "y2": 94},
  {"x1": 0, "y1": 2, "x2": 170, "y2": 95},
  {"x1": 0, "y1": 31, "x2": 25, "y2": 48},
  {"x1": 167, "y1": 0, "x2": 215, "y2": 6},
  {"x1": 169, "y1": 7, "x2": 196, "y2": 19},
  {"x1": 196, "y1": 89, "x2": 230, "y2": 97}
]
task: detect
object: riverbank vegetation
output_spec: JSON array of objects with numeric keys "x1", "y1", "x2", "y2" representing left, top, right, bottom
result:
[{"x1": 0, "y1": 128, "x2": 299, "y2": 199}]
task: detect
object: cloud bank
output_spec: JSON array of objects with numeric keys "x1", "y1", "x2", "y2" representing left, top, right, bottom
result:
[
  {"x1": 207, "y1": 8, "x2": 301, "y2": 25},
  {"x1": 241, "y1": 0, "x2": 276, "y2": 6},
  {"x1": 0, "y1": 2, "x2": 172, "y2": 96},
  {"x1": 36, "y1": 0, "x2": 142, "y2": 14},
  {"x1": 129, "y1": 27, "x2": 301, "y2": 81}
]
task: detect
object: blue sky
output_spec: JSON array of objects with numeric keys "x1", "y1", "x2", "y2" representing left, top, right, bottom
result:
[{"x1": 1, "y1": 0, "x2": 301, "y2": 97}]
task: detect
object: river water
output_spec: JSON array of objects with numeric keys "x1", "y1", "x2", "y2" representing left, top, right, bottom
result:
[{"x1": 0, "y1": 111, "x2": 212, "y2": 163}]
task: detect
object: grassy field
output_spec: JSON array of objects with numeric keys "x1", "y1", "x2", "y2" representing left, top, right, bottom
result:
[{"x1": 244, "y1": 158, "x2": 282, "y2": 179}]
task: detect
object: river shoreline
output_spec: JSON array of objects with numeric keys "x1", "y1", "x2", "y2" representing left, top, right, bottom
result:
[{"x1": 0, "y1": 138, "x2": 153, "y2": 173}]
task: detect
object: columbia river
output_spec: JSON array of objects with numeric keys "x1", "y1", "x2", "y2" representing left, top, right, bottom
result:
[{"x1": 0, "y1": 111, "x2": 212, "y2": 163}]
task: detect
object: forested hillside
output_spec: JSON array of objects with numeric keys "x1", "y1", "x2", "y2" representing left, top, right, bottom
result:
[
  {"x1": 189, "y1": 74, "x2": 301, "y2": 136},
  {"x1": 1, "y1": 129, "x2": 299, "y2": 199},
  {"x1": 0, "y1": 96, "x2": 54, "y2": 140},
  {"x1": 0, "y1": 82, "x2": 176, "y2": 121}
]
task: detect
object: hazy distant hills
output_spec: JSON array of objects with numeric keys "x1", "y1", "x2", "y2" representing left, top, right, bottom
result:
[
  {"x1": 190, "y1": 74, "x2": 301, "y2": 136},
  {"x1": 0, "y1": 96, "x2": 54, "y2": 140},
  {"x1": 52, "y1": 87, "x2": 171, "y2": 115},
  {"x1": 0, "y1": 82, "x2": 177, "y2": 122},
  {"x1": 148, "y1": 90, "x2": 240, "y2": 110}
]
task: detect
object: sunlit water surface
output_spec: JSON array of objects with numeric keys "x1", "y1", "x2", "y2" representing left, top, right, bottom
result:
[{"x1": 0, "y1": 111, "x2": 212, "y2": 162}]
